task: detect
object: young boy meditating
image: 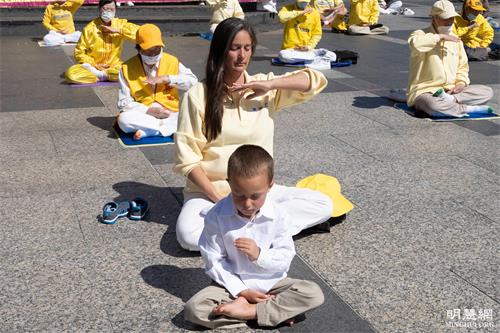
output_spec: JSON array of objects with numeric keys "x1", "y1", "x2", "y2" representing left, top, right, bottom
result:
[{"x1": 184, "y1": 144, "x2": 324, "y2": 329}]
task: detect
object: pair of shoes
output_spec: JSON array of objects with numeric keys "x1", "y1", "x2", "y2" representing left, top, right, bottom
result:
[
  {"x1": 101, "y1": 197, "x2": 149, "y2": 224},
  {"x1": 400, "y1": 7, "x2": 415, "y2": 16}
]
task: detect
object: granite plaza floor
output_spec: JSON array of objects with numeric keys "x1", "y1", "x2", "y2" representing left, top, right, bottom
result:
[{"x1": 1, "y1": 1, "x2": 499, "y2": 332}]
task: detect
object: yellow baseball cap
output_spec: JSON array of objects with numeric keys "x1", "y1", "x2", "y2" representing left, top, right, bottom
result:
[
  {"x1": 136, "y1": 24, "x2": 165, "y2": 50},
  {"x1": 296, "y1": 173, "x2": 354, "y2": 217},
  {"x1": 430, "y1": 0, "x2": 459, "y2": 19},
  {"x1": 465, "y1": 0, "x2": 486, "y2": 11}
]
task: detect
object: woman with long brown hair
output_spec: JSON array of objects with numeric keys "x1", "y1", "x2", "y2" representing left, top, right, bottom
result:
[{"x1": 174, "y1": 18, "x2": 332, "y2": 251}]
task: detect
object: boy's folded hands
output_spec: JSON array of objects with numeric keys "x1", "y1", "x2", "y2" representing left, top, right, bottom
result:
[
  {"x1": 238, "y1": 289, "x2": 275, "y2": 303},
  {"x1": 234, "y1": 237, "x2": 261, "y2": 261}
]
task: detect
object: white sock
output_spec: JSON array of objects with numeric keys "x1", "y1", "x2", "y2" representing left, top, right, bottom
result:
[
  {"x1": 433, "y1": 88, "x2": 455, "y2": 103},
  {"x1": 464, "y1": 105, "x2": 493, "y2": 114},
  {"x1": 82, "y1": 63, "x2": 107, "y2": 81}
]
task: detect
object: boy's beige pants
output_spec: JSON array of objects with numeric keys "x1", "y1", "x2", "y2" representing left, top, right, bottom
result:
[{"x1": 184, "y1": 278, "x2": 324, "y2": 329}]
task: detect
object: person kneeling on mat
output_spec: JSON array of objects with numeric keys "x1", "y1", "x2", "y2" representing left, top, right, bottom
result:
[
  {"x1": 454, "y1": 0, "x2": 497, "y2": 61},
  {"x1": 65, "y1": 0, "x2": 139, "y2": 84},
  {"x1": 347, "y1": 0, "x2": 389, "y2": 35},
  {"x1": 42, "y1": 0, "x2": 84, "y2": 46},
  {"x1": 407, "y1": 0, "x2": 494, "y2": 118},
  {"x1": 117, "y1": 24, "x2": 197, "y2": 140}
]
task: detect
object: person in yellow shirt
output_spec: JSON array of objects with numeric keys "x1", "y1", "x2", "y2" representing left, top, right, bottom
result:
[
  {"x1": 206, "y1": 0, "x2": 245, "y2": 34},
  {"x1": 65, "y1": 0, "x2": 139, "y2": 84},
  {"x1": 454, "y1": 0, "x2": 495, "y2": 61},
  {"x1": 174, "y1": 18, "x2": 332, "y2": 251},
  {"x1": 117, "y1": 24, "x2": 198, "y2": 140},
  {"x1": 347, "y1": 0, "x2": 389, "y2": 35},
  {"x1": 407, "y1": 0, "x2": 493, "y2": 118},
  {"x1": 312, "y1": 0, "x2": 347, "y2": 31},
  {"x1": 42, "y1": 0, "x2": 84, "y2": 46},
  {"x1": 278, "y1": 0, "x2": 322, "y2": 50}
]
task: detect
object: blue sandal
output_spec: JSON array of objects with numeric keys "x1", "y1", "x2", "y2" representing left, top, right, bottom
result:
[
  {"x1": 129, "y1": 197, "x2": 149, "y2": 221},
  {"x1": 102, "y1": 201, "x2": 131, "y2": 224}
]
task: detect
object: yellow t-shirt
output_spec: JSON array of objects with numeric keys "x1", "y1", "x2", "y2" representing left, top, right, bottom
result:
[
  {"x1": 348, "y1": 0, "x2": 380, "y2": 26},
  {"x1": 175, "y1": 69, "x2": 327, "y2": 195},
  {"x1": 74, "y1": 18, "x2": 139, "y2": 70},
  {"x1": 42, "y1": 0, "x2": 84, "y2": 33},
  {"x1": 278, "y1": 4, "x2": 322, "y2": 50},
  {"x1": 313, "y1": 0, "x2": 344, "y2": 13},
  {"x1": 454, "y1": 14, "x2": 494, "y2": 48},
  {"x1": 407, "y1": 26, "x2": 470, "y2": 106},
  {"x1": 205, "y1": 0, "x2": 245, "y2": 25}
]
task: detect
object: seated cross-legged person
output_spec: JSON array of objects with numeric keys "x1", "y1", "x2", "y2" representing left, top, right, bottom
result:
[
  {"x1": 312, "y1": 0, "x2": 347, "y2": 30},
  {"x1": 42, "y1": 0, "x2": 84, "y2": 46},
  {"x1": 279, "y1": 0, "x2": 322, "y2": 51},
  {"x1": 206, "y1": 0, "x2": 245, "y2": 34},
  {"x1": 347, "y1": 0, "x2": 389, "y2": 35},
  {"x1": 407, "y1": 0, "x2": 494, "y2": 118},
  {"x1": 117, "y1": 24, "x2": 198, "y2": 140},
  {"x1": 65, "y1": 0, "x2": 139, "y2": 84},
  {"x1": 454, "y1": 0, "x2": 495, "y2": 61}
]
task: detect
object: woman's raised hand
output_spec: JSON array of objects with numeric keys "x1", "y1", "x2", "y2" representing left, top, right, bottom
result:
[{"x1": 229, "y1": 80, "x2": 273, "y2": 99}]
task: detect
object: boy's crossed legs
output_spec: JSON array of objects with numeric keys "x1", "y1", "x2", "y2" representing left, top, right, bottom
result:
[{"x1": 185, "y1": 278, "x2": 324, "y2": 329}]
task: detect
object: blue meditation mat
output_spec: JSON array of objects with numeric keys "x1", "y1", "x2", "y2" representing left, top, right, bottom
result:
[
  {"x1": 199, "y1": 32, "x2": 213, "y2": 41},
  {"x1": 112, "y1": 122, "x2": 174, "y2": 147},
  {"x1": 70, "y1": 81, "x2": 119, "y2": 88},
  {"x1": 271, "y1": 58, "x2": 352, "y2": 68},
  {"x1": 394, "y1": 103, "x2": 500, "y2": 122}
]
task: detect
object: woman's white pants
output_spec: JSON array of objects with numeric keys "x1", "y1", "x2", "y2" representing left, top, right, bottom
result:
[{"x1": 176, "y1": 185, "x2": 333, "y2": 251}]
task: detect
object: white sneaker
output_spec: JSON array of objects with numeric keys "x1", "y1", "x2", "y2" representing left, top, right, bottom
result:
[
  {"x1": 126, "y1": 1, "x2": 134, "y2": 6},
  {"x1": 116, "y1": 2, "x2": 121, "y2": 6},
  {"x1": 263, "y1": 4, "x2": 277, "y2": 13},
  {"x1": 401, "y1": 8, "x2": 415, "y2": 16}
]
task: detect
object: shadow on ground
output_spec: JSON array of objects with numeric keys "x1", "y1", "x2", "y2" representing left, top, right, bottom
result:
[
  {"x1": 352, "y1": 95, "x2": 395, "y2": 109},
  {"x1": 87, "y1": 116, "x2": 116, "y2": 138}
]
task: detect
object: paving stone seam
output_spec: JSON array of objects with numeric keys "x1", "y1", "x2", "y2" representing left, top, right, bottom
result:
[
  {"x1": 328, "y1": 133, "x2": 385, "y2": 163},
  {"x1": 294, "y1": 252, "x2": 378, "y2": 332},
  {"x1": 455, "y1": 154, "x2": 500, "y2": 176},
  {"x1": 449, "y1": 268, "x2": 500, "y2": 304},
  {"x1": 449, "y1": 198, "x2": 500, "y2": 226}
]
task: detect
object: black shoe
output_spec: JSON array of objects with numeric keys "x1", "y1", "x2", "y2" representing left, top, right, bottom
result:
[{"x1": 331, "y1": 28, "x2": 346, "y2": 34}]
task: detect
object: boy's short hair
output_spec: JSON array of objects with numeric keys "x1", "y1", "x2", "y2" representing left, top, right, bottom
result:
[
  {"x1": 228, "y1": 145, "x2": 274, "y2": 182},
  {"x1": 99, "y1": 0, "x2": 116, "y2": 8}
]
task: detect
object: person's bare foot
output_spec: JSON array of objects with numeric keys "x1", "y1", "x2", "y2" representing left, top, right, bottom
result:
[
  {"x1": 133, "y1": 130, "x2": 145, "y2": 141},
  {"x1": 212, "y1": 296, "x2": 257, "y2": 320}
]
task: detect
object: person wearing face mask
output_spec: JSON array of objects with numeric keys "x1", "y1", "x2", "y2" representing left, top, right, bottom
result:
[
  {"x1": 42, "y1": 0, "x2": 84, "y2": 46},
  {"x1": 453, "y1": 0, "x2": 495, "y2": 61},
  {"x1": 347, "y1": 0, "x2": 389, "y2": 35},
  {"x1": 65, "y1": 0, "x2": 139, "y2": 84},
  {"x1": 278, "y1": 0, "x2": 322, "y2": 51},
  {"x1": 117, "y1": 24, "x2": 197, "y2": 140},
  {"x1": 407, "y1": 0, "x2": 494, "y2": 118}
]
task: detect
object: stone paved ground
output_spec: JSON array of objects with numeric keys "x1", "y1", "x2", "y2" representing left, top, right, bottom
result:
[{"x1": 1, "y1": 1, "x2": 499, "y2": 332}]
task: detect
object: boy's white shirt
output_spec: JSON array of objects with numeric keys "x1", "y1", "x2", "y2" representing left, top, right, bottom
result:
[{"x1": 199, "y1": 194, "x2": 296, "y2": 298}]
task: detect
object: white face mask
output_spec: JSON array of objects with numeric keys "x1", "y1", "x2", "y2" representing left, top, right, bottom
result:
[
  {"x1": 100, "y1": 11, "x2": 115, "y2": 23},
  {"x1": 436, "y1": 25, "x2": 453, "y2": 34},
  {"x1": 140, "y1": 51, "x2": 162, "y2": 65}
]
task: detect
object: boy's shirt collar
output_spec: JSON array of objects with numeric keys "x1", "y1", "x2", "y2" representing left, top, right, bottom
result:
[{"x1": 219, "y1": 194, "x2": 275, "y2": 222}]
